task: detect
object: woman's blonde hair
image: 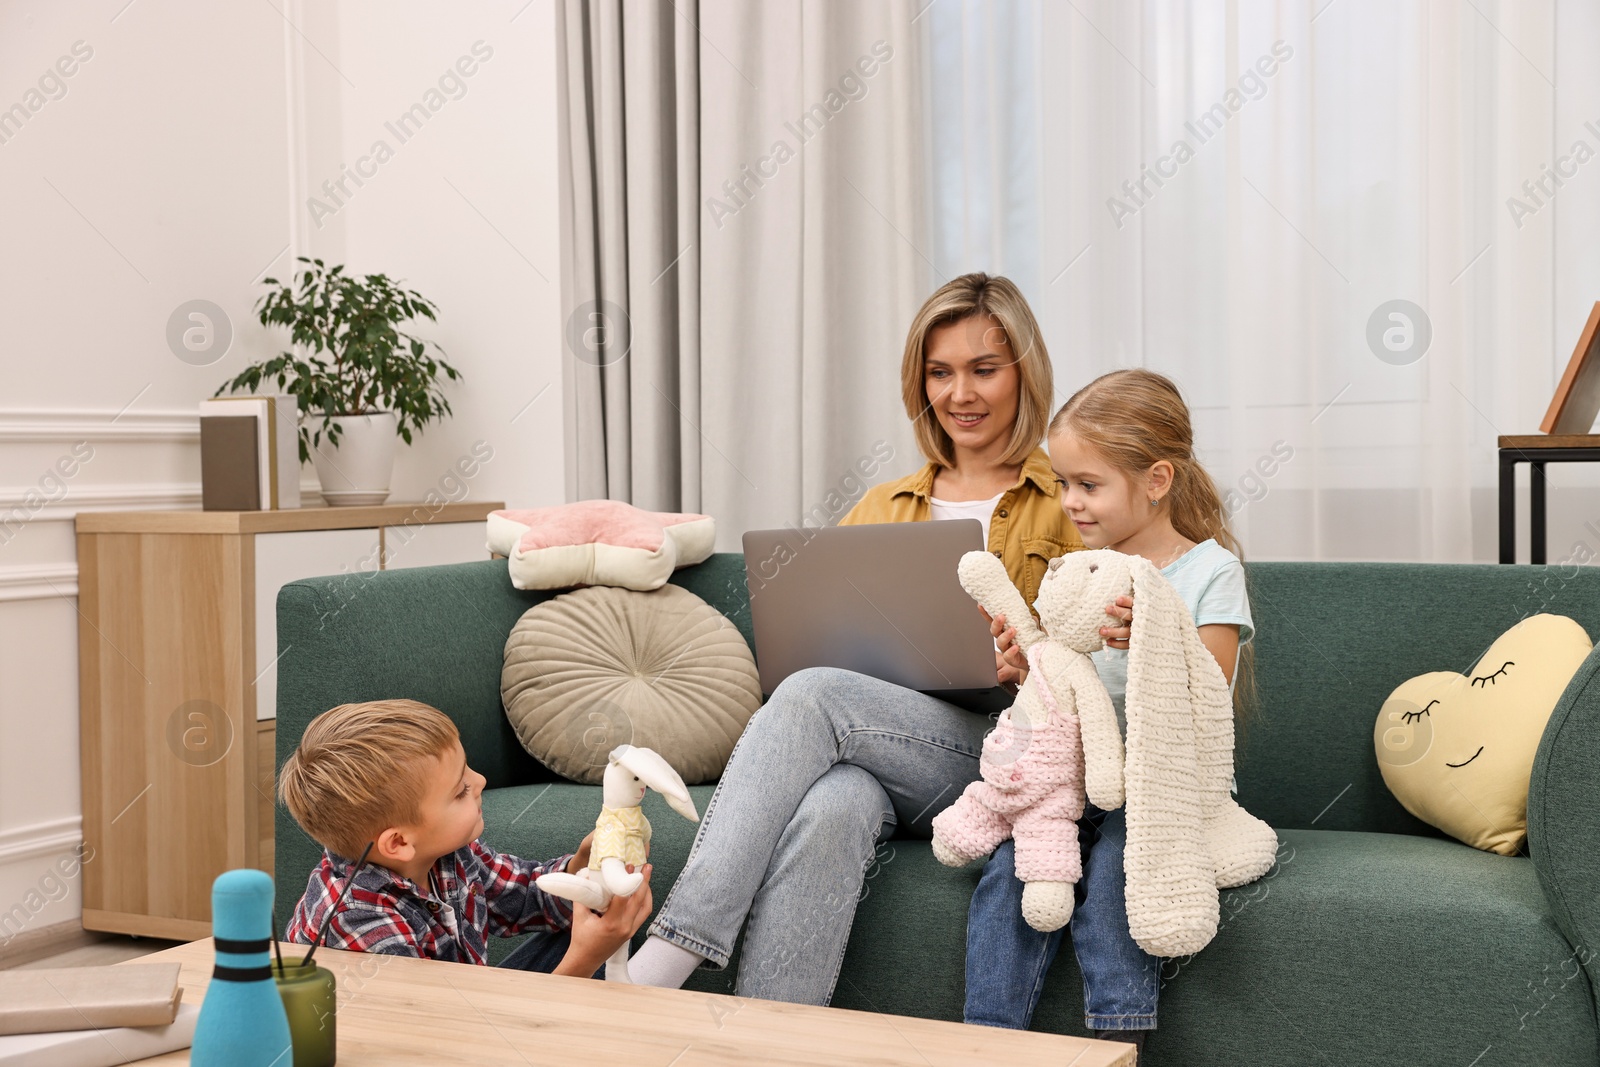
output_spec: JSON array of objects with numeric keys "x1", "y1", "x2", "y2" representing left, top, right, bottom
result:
[
  {"x1": 900, "y1": 273, "x2": 1055, "y2": 468},
  {"x1": 278, "y1": 698, "x2": 460, "y2": 859},
  {"x1": 1050, "y1": 368, "x2": 1256, "y2": 721}
]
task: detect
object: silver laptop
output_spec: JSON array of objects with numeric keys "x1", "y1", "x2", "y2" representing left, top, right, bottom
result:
[{"x1": 742, "y1": 520, "x2": 999, "y2": 695}]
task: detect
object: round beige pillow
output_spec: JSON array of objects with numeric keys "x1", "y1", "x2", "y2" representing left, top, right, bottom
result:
[{"x1": 502, "y1": 583, "x2": 762, "y2": 785}]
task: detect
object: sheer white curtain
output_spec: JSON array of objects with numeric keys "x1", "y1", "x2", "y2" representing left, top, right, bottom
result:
[
  {"x1": 697, "y1": 0, "x2": 933, "y2": 552},
  {"x1": 927, "y1": 0, "x2": 1600, "y2": 563}
]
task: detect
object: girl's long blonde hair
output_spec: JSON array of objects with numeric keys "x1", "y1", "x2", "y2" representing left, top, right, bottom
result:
[
  {"x1": 900, "y1": 273, "x2": 1055, "y2": 469},
  {"x1": 1051, "y1": 368, "x2": 1256, "y2": 721}
]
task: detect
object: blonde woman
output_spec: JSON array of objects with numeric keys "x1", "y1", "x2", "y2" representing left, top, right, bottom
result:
[{"x1": 629, "y1": 274, "x2": 1104, "y2": 1006}]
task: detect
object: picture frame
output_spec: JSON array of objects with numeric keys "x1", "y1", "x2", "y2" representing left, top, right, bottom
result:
[{"x1": 1540, "y1": 301, "x2": 1600, "y2": 434}]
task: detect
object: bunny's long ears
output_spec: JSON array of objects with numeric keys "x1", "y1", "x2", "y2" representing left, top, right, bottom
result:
[
  {"x1": 1122, "y1": 555, "x2": 1221, "y2": 958},
  {"x1": 957, "y1": 550, "x2": 1047, "y2": 650},
  {"x1": 1126, "y1": 556, "x2": 1231, "y2": 712},
  {"x1": 611, "y1": 745, "x2": 700, "y2": 822}
]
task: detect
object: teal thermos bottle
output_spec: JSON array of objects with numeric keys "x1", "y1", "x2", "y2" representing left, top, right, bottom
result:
[{"x1": 192, "y1": 869, "x2": 294, "y2": 1066}]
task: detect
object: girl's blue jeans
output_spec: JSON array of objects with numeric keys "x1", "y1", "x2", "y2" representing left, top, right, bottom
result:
[{"x1": 964, "y1": 805, "x2": 1160, "y2": 1031}]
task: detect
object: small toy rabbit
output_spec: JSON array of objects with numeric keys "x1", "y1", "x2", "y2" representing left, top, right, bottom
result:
[
  {"x1": 933, "y1": 549, "x2": 1278, "y2": 957},
  {"x1": 536, "y1": 744, "x2": 699, "y2": 981}
]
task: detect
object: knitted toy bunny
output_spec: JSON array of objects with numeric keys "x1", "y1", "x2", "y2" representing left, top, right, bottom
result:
[{"x1": 933, "y1": 549, "x2": 1279, "y2": 956}]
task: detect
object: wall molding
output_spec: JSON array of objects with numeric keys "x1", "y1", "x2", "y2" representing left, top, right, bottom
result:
[
  {"x1": 0, "y1": 564, "x2": 79, "y2": 603},
  {"x1": 0, "y1": 409, "x2": 200, "y2": 443},
  {"x1": 0, "y1": 817, "x2": 81, "y2": 866},
  {"x1": 0, "y1": 483, "x2": 203, "y2": 520},
  {"x1": 0, "y1": 481, "x2": 324, "y2": 522}
]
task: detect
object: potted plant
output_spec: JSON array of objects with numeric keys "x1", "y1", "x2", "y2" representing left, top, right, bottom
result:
[{"x1": 215, "y1": 257, "x2": 463, "y2": 506}]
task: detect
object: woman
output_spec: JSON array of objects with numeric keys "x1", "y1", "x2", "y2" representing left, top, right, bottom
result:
[{"x1": 629, "y1": 273, "x2": 1108, "y2": 1004}]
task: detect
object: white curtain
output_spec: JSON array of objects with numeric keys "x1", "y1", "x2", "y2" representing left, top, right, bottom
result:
[
  {"x1": 695, "y1": 0, "x2": 933, "y2": 552},
  {"x1": 557, "y1": 0, "x2": 701, "y2": 511},
  {"x1": 927, "y1": 0, "x2": 1600, "y2": 563}
]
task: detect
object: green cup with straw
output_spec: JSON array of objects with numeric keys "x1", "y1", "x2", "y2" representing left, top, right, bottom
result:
[{"x1": 273, "y1": 841, "x2": 372, "y2": 1067}]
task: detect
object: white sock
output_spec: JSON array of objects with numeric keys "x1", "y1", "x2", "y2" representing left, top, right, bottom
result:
[{"x1": 627, "y1": 935, "x2": 705, "y2": 989}]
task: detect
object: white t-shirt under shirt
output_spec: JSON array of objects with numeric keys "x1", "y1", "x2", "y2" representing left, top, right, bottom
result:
[
  {"x1": 929, "y1": 490, "x2": 1007, "y2": 652},
  {"x1": 928, "y1": 489, "x2": 1006, "y2": 549}
]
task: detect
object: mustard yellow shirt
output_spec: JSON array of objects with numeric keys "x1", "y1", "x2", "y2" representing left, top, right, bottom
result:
[
  {"x1": 588, "y1": 805, "x2": 651, "y2": 870},
  {"x1": 838, "y1": 446, "x2": 1083, "y2": 621}
]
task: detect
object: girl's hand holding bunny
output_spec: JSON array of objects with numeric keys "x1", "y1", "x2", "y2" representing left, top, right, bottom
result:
[
  {"x1": 985, "y1": 588, "x2": 1134, "y2": 695},
  {"x1": 1101, "y1": 593, "x2": 1134, "y2": 649}
]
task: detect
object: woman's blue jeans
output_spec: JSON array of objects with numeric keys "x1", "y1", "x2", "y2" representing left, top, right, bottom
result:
[
  {"x1": 964, "y1": 804, "x2": 1160, "y2": 1031},
  {"x1": 646, "y1": 666, "x2": 993, "y2": 1005}
]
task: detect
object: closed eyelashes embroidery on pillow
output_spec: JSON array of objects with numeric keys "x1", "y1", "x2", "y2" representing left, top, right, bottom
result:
[
  {"x1": 1470, "y1": 661, "x2": 1514, "y2": 688},
  {"x1": 1401, "y1": 700, "x2": 1438, "y2": 724}
]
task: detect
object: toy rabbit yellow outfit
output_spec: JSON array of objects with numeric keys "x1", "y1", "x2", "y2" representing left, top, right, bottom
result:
[{"x1": 589, "y1": 805, "x2": 651, "y2": 870}]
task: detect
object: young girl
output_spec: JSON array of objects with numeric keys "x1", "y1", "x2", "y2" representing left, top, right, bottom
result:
[{"x1": 966, "y1": 368, "x2": 1255, "y2": 1056}]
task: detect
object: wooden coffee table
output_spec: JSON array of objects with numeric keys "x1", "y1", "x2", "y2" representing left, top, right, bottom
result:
[{"x1": 128, "y1": 939, "x2": 1135, "y2": 1065}]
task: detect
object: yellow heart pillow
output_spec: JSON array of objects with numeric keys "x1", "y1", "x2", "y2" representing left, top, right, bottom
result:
[{"x1": 1374, "y1": 614, "x2": 1592, "y2": 855}]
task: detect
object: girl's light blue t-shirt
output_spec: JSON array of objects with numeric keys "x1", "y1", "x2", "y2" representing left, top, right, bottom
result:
[{"x1": 1090, "y1": 538, "x2": 1254, "y2": 738}]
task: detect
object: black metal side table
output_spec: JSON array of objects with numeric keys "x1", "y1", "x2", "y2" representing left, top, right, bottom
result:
[{"x1": 1498, "y1": 434, "x2": 1600, "y2": 563}]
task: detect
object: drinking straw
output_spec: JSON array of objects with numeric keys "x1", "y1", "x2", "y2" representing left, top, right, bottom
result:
[
  {"x1": 302, "y1": 840, "x2": 374, "y2": 968},
  {"x1": 272, "y1": 906, "x2": 286, "y2": 976}
]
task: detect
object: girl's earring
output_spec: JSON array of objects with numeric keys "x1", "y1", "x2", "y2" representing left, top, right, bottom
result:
[{"x1": 1149, "y1": 498, "x2": 1159, "y2": 507}]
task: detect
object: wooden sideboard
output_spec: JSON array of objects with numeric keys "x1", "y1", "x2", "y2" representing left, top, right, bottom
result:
[{"x1": 75, "y1": 501, "x2": 502, "y2": 939}]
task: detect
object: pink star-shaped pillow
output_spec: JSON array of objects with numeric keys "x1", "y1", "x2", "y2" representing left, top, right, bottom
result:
[{"x1": 486, "y1": 500, "x2": 716, "y2": 591}]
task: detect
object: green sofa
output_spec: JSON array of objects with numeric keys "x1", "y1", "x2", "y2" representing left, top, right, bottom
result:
[{"x1": 274, "y1": 554, "x2": 1600, "y2": 1065}]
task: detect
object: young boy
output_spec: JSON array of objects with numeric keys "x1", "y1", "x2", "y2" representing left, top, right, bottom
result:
[{"x1": 279, "y1": 698, "x2": 651, "y2": 976}]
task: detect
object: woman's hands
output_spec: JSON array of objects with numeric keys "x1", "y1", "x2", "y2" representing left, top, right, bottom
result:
[
  {"x1": 981, "y1": 606, "x2": 1029, "y2": 692},
  {"x1": 555, "y1": 862, "x2": 654, "y2": 978}
]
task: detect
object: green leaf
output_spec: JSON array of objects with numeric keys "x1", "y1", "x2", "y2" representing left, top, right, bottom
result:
[{"x1": 231, "y1": 258, "x2": 462, "y2": 450}]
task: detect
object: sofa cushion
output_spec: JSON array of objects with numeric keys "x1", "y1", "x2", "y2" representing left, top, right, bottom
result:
[
  {"x1": 1377, "y1": 614, "x2": 1591, "y2": 856},
  {"x1": 501, "y1": 585, "x2": 761, "y2": 785},
  {"x1": 486, "y1": 502, "x2": 716, "y2": 591}
]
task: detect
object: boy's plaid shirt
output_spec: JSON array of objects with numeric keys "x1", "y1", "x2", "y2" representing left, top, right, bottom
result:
[{"x1": 286, "y1": 840, "x2": 576, "y2": 964}]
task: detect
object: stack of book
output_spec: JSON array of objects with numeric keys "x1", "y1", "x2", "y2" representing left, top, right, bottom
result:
[
  {"x1": 0, "y1": 963, "x2": 195, "y2": 1066},
  {"x1": 199, "y1": 395, "x2": 302, "y2": 511}
]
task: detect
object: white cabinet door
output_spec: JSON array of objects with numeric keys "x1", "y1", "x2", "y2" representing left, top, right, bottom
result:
[
  {"x1": 253, "y1": 528, "x2": 381, "y2": 720},
  {"x1": 382, "y1": 521, "x2": 490, "y2": 570}
]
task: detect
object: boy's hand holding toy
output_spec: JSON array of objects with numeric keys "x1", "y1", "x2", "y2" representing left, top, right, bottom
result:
[{"x1": 557, "y1": 862, "x2": 655, "y2": 979}]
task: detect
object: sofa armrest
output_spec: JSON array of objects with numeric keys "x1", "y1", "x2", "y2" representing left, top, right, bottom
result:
[{"x1": 1528, "y1": 641, "x2": 1600, "y2": 1027}]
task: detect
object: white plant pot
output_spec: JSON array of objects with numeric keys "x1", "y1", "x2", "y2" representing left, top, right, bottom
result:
[{"x1": 312, "y1": 411, "x2": 398, "y2": 506}]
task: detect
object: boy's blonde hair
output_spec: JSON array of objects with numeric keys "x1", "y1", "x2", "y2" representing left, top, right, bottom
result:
[
  {"x1": 278, "y1": 699, "x2": 460, "y2": 859},
  {"x1": 900, "y1": 272, "x2": 1055, "y2": 469}
]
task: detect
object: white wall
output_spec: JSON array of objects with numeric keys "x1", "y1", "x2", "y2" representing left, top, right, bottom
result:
[{"x1": 0, "y1": 0, "x2": 562, "y2": 936}]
